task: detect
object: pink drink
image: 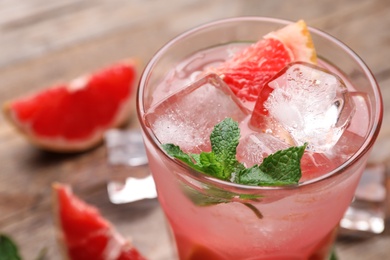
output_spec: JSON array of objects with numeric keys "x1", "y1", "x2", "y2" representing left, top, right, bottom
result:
[{"x1": 137, "y1": 18, "x2": 382, "y2": 260}]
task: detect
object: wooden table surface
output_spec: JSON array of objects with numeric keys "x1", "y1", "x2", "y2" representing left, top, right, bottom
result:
[{"x1": 1, "y1": 0, "x2": 390, "y2": 259}]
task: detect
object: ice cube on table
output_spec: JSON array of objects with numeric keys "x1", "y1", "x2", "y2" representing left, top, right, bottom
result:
[
  {"x1": 105, "y1": 129, "x2": 148, "y2": 166},
  {"x1": 250, "y1": 62, "x2": 356, "y2": 153},
  {"x1": 236, "y1": 133, "x2": 289, "y2": 167},
  {"x1": 104, "y1": 129, "x2": 157, "y2": 204},
  {"x1": 145, "y1": 73, "x2": 249, "y2": 153}
]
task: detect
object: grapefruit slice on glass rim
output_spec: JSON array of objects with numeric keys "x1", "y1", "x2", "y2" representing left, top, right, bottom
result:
[
  {"x1": 3, "y1": 60, "x2": 138, "y2": 153},
  {"x1": 52, "y1": 183, "x2": 146, "y2": 260},
  {"x1": 210, "y1": 19, "x2": 317, "y2": 105}
]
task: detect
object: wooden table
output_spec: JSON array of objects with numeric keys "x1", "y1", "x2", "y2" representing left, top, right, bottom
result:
[{"x1": 1, "y1": 0, "x2": 389, "y2": 259}]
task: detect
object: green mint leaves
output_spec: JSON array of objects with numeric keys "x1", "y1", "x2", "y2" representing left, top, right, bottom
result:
[
  {"x1": 0, "y1": 234, "x2": 47, "y2": 260},
  {"x1": 163, "y1": 118, "x2": 306, "y2": 186},
  {"x1": 237, "y1": 145, "x2": 306, "y2": 186},
  {"x1": 162, "y1": 118, "x2": 244, "y2": 181},
  {"x1": 162, "y1": 118, "x2": 306, "y2": 219},
  {"x1": 209, "y1": 117, "x2": 245, "y2": 179},
  {"x1": 0, "y1": 234, "x2": 21, "y2": 260}
]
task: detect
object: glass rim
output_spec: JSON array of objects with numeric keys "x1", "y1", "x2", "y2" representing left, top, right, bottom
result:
[{"x1": 137, "y1": 16, "x2": 383, "y2": 191}]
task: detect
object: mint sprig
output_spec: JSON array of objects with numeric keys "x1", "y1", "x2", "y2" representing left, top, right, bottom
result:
[
  {"x1": 0, "y1": 234, "x2": 22, "y2": 260},
  {"x1": 0, "y1": 234, "x2": 47, "y2": 260},
  {"x1": 162, "y1": 118, "x2": 306, "y2": 219},
  {"x1": 163, "y1": 118, "x2": 306, "y2": 186},
  {"x1": 235, "y1": 145, "x2": 306, "y2": 186},
  {"x1": 162, "y1": 118, "x2": 244, "y2": 180}
]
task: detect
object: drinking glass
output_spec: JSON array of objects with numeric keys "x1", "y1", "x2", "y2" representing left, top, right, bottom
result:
[{"x1": 137, "y1": 17, "x2": 383, "y2": 260}]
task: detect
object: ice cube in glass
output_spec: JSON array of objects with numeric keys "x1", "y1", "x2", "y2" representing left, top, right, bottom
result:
[
  {"x1": 145, "y1": 73, "x2": 249, "y2": 153},
  {"x1": 237, "y1": 132, "x2": 335, "y2": 182},
  {"x1": 236, "y1": 133, "x2": 289, "y2": 167},
  {"x1": 250, "y1": 62, "x2": 356, "y2": 153}
]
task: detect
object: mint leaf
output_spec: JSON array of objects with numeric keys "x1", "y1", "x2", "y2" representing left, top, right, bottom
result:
[
  {"x1": 0, "y1": 234, "x2": 22, "y2": 260},
  {"x1": 235, "y1": 167, "x2": 277, "y2": 186},
  {"x1": 329, "y1": 248, "x2": 338, "y2": 260},
  {"x1": 181, "y1": 184, "x2": 232, "y2": 206},
  {"x1": 163, "y1": 143, "x2": 227, "y2": 178},
  {"x1": 161, "y1": 143, "x2": 206, "y2": 173},
  {"x1": 163, "y1": 118, "x2": 244, "y2": 181},
  {"x1": 162, "y1": 143, "x2": 225, "y2": 177},
  {"x1": 236, "y1": 144, "x2": 307, "y2": 186},
  {"x1": 209, "y1": 118, "x2": 243, "y2": 179},
  {"x1": 180, "y1": 182, "x2": 263, "y2": 219},
  {"x1": 260, "y1": 144, "x2": 306, "y2": 183},
  {"x1": 197, "y1": 152, "x2": 224, "y2": 177}
]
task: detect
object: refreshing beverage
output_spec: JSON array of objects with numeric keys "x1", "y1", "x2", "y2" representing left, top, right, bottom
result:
[{"x1": 137, "y1": 18, "x2": 382, "y2": 260}]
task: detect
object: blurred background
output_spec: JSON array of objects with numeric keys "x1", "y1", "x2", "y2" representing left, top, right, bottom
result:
[{"x1": 1, "y1": 0, "x2": 389, "y2": 259}]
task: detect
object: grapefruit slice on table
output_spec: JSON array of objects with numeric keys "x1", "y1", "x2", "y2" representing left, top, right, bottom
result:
[
  {"x1": 210, "y1": 19, "x2": 317, "y2": 103},
  {"x1": 52, "y1": 183, "x2": 146, "y2": 260},
  {"x1": 3, "y1": 60, "x2": 137, "y2": 152}
]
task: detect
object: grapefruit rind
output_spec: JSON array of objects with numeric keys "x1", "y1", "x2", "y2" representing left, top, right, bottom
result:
[
  {"x1": 2, "y1": 60, "x2": 139, "y2": 153},
  {"x1": 264, "y1": 19, "x2": 317, "y2": 64},
  {"x1": 52, "y1": 183, "x2": 146, "y2": 260}
]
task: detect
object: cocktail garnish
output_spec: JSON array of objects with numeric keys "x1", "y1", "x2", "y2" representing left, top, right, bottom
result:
[{"x1": 162, "y1": 117, "x2": 306, "y2": 186}]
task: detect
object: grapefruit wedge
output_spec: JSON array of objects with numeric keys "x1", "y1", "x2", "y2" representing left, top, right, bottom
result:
[
  {"x1": 3, "y1": 60, "x2": 138, "y2": 152},
  {"x1": 211, "y1": 20, "x2": 317, "y2": 102},
  {"x1": 52, "y1": 183, "x2": 146, "y2": 260}
]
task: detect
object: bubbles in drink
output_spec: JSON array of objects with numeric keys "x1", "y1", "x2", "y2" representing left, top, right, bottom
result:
[
  {"x1": 251, "y1": 62, "x2": 356, "y2": 153},
  {"x1": 145, "y1": 73, "x2": 249, "y2": 153}
]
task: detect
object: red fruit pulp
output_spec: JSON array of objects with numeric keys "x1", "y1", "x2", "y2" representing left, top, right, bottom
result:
[
  {"x1": 214, "y1": 38, "x2": 292, "y2": 101},
  {"x1": 53, "y1": 184, "x2": 146, "y2": 260},
  {"x1": 11, "y1": 63, "x2": 135, "y2": 140}
]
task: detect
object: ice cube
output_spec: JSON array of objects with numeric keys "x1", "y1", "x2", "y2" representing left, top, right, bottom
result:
[
  {"x1": 104, "y1": 129, "x2": 157, "y2": 204},
  {"x1": 300, "y1": 152, "x2": 334, "y2": 182},
  {"x1": 145, "y1": 73, "x2": 249, "y2": 153},
  {"x1": 105, "y1": 129, "x2": 148, "y2": 166},
  {"x1": 251, "y1": 62, "x2": 356, "y2": 152},
  {"x1": 345, "y1": 91, "x2": 370, "y2": 138},
  {"x1": 237, "y1": 132, "x2": 335, "y2": 182},
  {"x1": 236, "y1": 133, "x2": 289, "y2": 167},
  {"x1": 327, "y1": 130, "x2": 365, "y2": 164}
]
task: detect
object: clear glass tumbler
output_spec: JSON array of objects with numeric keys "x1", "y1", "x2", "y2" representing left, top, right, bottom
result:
[{"x1": 137, "y1": 17, "x2": 383, "y2": 260}]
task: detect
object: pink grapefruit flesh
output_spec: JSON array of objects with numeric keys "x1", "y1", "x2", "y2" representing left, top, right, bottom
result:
[
  {"x1": 211, "y1": 20, "x2": 317, "y2": 102},
  {"x1": 52, "y1": 183, "x2": 146, "y2": 260},
  {"x1": 3, "y1": 60, "x2": 138, "y2": 152}
]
